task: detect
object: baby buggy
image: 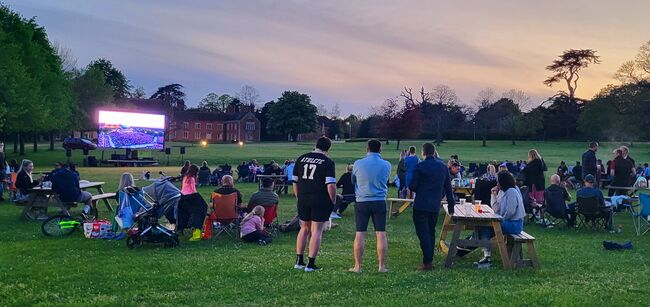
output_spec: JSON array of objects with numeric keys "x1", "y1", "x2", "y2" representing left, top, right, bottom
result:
[{"x1": 124, "y1": 178, "x2": 181, "y2": 249}]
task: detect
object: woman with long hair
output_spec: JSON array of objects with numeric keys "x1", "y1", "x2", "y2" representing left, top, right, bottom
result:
[
  {"x1": 16, "y1": 159, "x2": 40, "y2": 198},
  {"x1": 481, "y1": 164, "x2": 497, "y2": 181},
  {"x1": 180, "y1": 160, "x2": 191, "y2": 177},
  {"x1": 177, "y1": 164, "x2": 208, "y2": 241},
  {"x1": 523, "y1": 149, "x2": 546, "y2": 203},
  {"x1": 475, "y1": 171, "x2": 525, "y2": 265},
  {"x1": 240, "y1": 205, "x2": 271, "y2": 245}
]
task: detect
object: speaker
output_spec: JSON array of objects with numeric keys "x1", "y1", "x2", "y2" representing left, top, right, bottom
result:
[
  {"x1": 88, "y1": 156, "x2": 98, "y2": 167},
  {"x1": 66, "y1": 149, "x2": 72, "y2": 157},
  {"x1": 165, "y1": 148, "x2": 171, "y2": 155},
  {"x1": 83, "y1": 148, "x2": 89, "y2": 156},
  {"x1": 125, "y1": 148, "x2": 132, "y2": 159},
  {"x1": 180, "y1": 147, "x2": 186, "y2": 155}
]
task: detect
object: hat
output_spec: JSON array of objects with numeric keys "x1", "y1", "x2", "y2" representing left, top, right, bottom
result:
[
  {"x1": 584, "y1": 174, "x2": 595, "y2": 183},
  {"x1": 450, "y1": 160, "x2": 461, "y2": 167}
]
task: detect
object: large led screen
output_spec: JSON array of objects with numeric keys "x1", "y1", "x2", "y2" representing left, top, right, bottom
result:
[{"x1": 98, "y1": 110, "x2": 165, "y2": 149}]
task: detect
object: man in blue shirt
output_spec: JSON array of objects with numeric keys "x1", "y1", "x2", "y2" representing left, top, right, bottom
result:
[
  {"x1": 574, "y1": 174, "x2": 613, "y2": 230},
  {"x1": 582, "y1": 141, "x2": 598, "y2": 180},
  {"x1": 403, "y1": 146, "x2": 420, "y2": 197},
  {"x1": 51, "y1": 164, "x2": 93, "y2": 216},
  {"x1": 409, "y1": 143, "x2": 456, "y2": 271},
  {"x1": 350, "y1": 139, "x2": 391, "y2": 273}
]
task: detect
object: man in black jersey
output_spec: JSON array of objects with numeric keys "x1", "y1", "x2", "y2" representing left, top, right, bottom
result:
[{"x1": 292, "y1": 136, "x2": 337, "y2": 272}]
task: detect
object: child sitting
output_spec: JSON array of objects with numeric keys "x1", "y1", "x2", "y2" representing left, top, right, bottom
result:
[{"x1": 240, "y1": 205, "x2": 271, "y2": 245}]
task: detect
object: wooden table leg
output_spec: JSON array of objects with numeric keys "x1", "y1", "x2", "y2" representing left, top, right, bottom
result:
[
  {"x1": 398, "y1": 201, "x2": 411, "y2": 214},
  {"x1": 96, "y1": 186, "x2": 114, "y2": 213},
  {"x1": 390, "y1": 201, "x2": 398, "y2": 218},
  {"x1": 444, "y1": 221, "x2": 464, "y2": 268},
  {"x1": 491, "y1": 221, "x2": 511, "y2": 270},
  {"x1": 438, "y1": 213, "x2": 452, "y2": 254}
]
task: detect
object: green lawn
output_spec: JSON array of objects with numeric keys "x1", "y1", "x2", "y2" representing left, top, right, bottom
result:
[{"x1": 1, "y1": 140, "x2": 649, "y2": 306}]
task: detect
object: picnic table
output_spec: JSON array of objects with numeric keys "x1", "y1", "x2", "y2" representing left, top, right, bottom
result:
[
  {"x1": 453, "y1": 186, "x2": 474, "y2": 201},
  {"x1": 256, "y1": 174, "x2": 289, "y2": 194},
  {"x1": 387, "y1": 198, "x2": 414, "y2": 218},
  {"x1": 21, "y1": 181, "x2": 115, "y2": 220},
  {"x1": 440, "y1": 203, "x2": 512, "y2": 269}
]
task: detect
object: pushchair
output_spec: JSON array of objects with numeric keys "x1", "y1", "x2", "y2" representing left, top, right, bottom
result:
[{"x1": 125, "y1": 178, "x2": 181, "y2": 249}]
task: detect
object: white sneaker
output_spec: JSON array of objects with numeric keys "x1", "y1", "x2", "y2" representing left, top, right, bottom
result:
[
  {"x1": 294, "y1": 264, "x2": 305, "y2": 270},
  {"x1": 330, "y1": 212, "x2": 342, "y2": 219}
]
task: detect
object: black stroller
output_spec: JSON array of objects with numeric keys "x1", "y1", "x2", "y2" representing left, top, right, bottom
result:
[{"x1": 125, "y1": 178, "x2": 181, "y2": 249}]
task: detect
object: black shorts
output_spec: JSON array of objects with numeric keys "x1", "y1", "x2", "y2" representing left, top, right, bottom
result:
[
  {"x1": 355, "y1": 201, "x2": 387, "y2": 232},
  {"x1": 297, "y1": 198, "x2": 333, "y2": 222}
]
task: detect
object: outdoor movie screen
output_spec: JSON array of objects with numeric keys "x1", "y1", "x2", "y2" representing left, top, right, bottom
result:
[{"x1": 98, "y1": 110, "x2": 165, "y2": 150}]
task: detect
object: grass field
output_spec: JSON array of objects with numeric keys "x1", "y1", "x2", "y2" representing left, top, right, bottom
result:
[{"x1": 1, "y1": 140, "x2": 649, "y2": 306}]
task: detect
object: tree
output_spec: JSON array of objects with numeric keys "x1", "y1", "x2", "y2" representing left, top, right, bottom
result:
[
  {"x1": 71, "y1": 66, "x2": 114, "y2": 132},
  {"x1": 235, "y1": 85, "x2": 261, "y2": 107},
  {"x1": 150, "y1": 83, "x2": 186, "y2": 111},
  {"x1": 378, "y1": 97, "x2": 422, "y2": 150},
  {"x1": 266, "y1": 91, "x2": 318, "y2": 140},
  {"x1": 131, "y1": 86, "x2": 146, "y2": 99},
  {"x1": 543, "y1": 49, "x2": 600, "y2": 100},
  {"x1": 51, "y1": 41, "x2": 77, "y2": 72},
  {"x1": 472, "y1": 88, "x2": 498, "y2": 146},
  {"x1": 330, "y1": 103, "x2": 341, "y2": 119},
  {"x1": 88, "y1": 58, "x2": 131, "y2": 98},
  {"x1": 501, "y1": 89, "x2": 532, "y2": 111},
  {"x1": 429, "y1": 85, "x2": 459, "y2": 144},
  {"x1": 615, "y1": 40, "x2": 650, "y2": 84},
  {"x1": 198, "y1": 92, "x2": 221, "y2": 112},
  {"x1": 316, "y1": 103, "x2": 328, "y2": 117},
  {"x1": 227, "y1": 98, "x2": 244, "y2": 113}
]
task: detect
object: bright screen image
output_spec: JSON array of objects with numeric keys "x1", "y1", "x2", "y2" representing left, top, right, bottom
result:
[{"x1": 98, "y1": 110, "x2": 165, "y2": 149}]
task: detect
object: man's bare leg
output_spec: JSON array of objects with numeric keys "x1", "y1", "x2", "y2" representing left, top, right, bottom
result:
[
  {"x1": 351, "y1": 232, "x2": 366, "y2": 272},
  {"x1": 377, "y1": 231, "x2": 388, "y2": 272}
]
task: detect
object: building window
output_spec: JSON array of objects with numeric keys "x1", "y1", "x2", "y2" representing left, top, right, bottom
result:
[
  {"x1": 182, "y1": 122, "x2": 189, "y2": 129},
  {"x1": 206, "y1": 132, "x2": 212, "y2": 140},
  {"x1": 195, "y1": 122, "x2": 201, "y2": 129},
  {"x1": 172, "y1": 131, "x2": 176, "y2": 138},
  {"x1": 217, "y1": 124, "x2": 223, "y2": 130},
  {"x1": 183, "y1": 131, "x2": 189, "y2": 139},
  {"x1": 246, "y1": 122, "x2": 255, "y2": 130},
  {"x1": 195, "y1": 131, "x2": 200, "y2": 139},
  {"x1": 206, "y1": 123, "x2": 212, "y2": 130}
]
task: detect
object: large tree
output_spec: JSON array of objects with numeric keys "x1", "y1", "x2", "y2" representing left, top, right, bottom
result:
[
  {"x1": 150, "y1": 83, "x2": 186, "y2": 112},
  {"x1": 543, "y1": 49, "x2": 600, "y2": 101},
  {"x1": 379, "y1": 97, "x2": 422, "y2": 150},
  {"x1": 88, "y1": 58, "x2": 131, "y2": 98},
  {"x1": 429, "y1": 85, "x2": 460, "y2": 144},
  {"x1": 71, "y1": 66, "x2": 114, "y2": 132},
  {"x1": 235, "y1": 85, "x2": 261, "y2": 107},
  {"x1": 266, "y1": 91, "x2": 317, "y2": 141}
]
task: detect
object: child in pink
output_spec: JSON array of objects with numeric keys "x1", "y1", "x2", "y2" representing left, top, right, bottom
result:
[{"x1": 240, "y1": 205, "x2": 271, "y2": 245}]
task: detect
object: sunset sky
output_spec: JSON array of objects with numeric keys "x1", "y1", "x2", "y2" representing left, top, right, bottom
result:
[{"x1": 5, "y1": 0, "x2": 649, "y2": 115}]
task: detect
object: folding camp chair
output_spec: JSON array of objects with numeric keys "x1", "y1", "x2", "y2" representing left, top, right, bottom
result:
[
  {"x1": 631, "y1": 193, "x2": 650, "y2": 236},
  {"x1": 262, "y1": 204, "x2": 279, "y2": 237},
  {"x1": 576, "y1": 196, "x2": 612, "y2": 231},
  {"x1": 543, "y1": 188, "x2": 570, "y2": 228},
  {"x1": 203, "y1": 192, "x2": 240, "y2": 240}
]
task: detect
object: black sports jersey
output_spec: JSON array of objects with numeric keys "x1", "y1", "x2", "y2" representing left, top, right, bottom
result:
[{"x1": 292, "y1": 151, "x2": 336, "y2": 201}]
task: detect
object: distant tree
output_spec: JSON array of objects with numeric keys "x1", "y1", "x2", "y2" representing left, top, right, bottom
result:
[
  {"x1": 473, "y1": 88, "x2": 499, "y2": 147},
  {"x1": 198, "y1": 92, "x2": 221, "y2": 112},
  {"x1": 88, "y1": 58, "x2": 131, "y2": 98},
  {"x1": 51, "y1": 41, "x2": 77, "y2": 72},
  {"x1": 266, "y1": 91, "x2": 318, "y2": 141},
  {"x1": 379, "y1": 97, "x2": 421, "y2": 150},
  {"x1": 615, "y1": 40, "x2": 650, "y2": 84},
  {"x1": 131, "y1": 86, "x2": 146, "y2": 99},
  {"x1": 235, "y1": 85, "x2": 261, "y2": 107},
  {"x1": 150, "y1": 83, "x2": 186, "y2": 111},
  {"x1": 316, "y1": 103, "x2": 328, "y2": 117},
  {"x1": 71, "y1": 66, "x2": 114, "y2": 131},
  {"x1": 227, "y1": 98, "x2": 244, "y2": 112},
  {"x1": 429, "y1": 85, "x2": 459, "y2": 144},
  {"x1": 543, "y1": 49, "x2": 600, "y2": 101},
  {"x1": 330, "y1": 103, "x2": 341, "y2": 119},
  {"x1": 258, "y1": 101, "x2": 276, "y2": 141},
  {"x1": 501, "y1": 89, "x2": 533, "y2": 111}
]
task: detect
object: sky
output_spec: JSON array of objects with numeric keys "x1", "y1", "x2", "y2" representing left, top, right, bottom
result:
[{"x1": 4, "y1": 0, "x2": 650, "y2": 116}]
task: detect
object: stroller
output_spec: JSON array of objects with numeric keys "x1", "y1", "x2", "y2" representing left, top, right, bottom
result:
[{"x1": 125, "y1": 178, "x2": 181, "y2": 249}]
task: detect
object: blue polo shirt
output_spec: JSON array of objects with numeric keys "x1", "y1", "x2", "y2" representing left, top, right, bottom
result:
[{"x1": 352, "y1": 152, "x2": 391, "y2": 202}]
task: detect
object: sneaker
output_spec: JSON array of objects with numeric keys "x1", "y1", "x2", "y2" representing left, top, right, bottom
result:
[
  {"x1": 329, "y1": 212, "x2": 342, "y2": 219},
  {"x1": 189, "y1": 229, "x2": 202, "y2": 241},
  {"x1": 258, "y1": 239, "x2": 267, "y2": 246},
  {"x1": 304, "y1": 265, "x2": 322, "y2": 272},
  {"x1": 416, "y1": 263, "x2": 433, "y2": 271},
  {"x1": 473, "y1": 256, "x2": 492, "y2": 266},
  {"x1": 294, "y1": 263, "x2": 306, "y2": 270},
  {"x1": 80, "y1": 212, "x2": 89, "y2": 221}
]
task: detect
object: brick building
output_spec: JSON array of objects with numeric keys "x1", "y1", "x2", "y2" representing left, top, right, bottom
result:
[{"x1": 169, "y1": 111, "x2": 261, "y2": 143}]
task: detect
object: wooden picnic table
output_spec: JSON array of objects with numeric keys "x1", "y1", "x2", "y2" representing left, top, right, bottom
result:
[
  {"x1": 440, "y1": 204, "x2": 512, "y2": 269},
  {"x1": 453, "y1": 186, "x2": 474, "y2": 201},
  {"x1": 23, "y1": 181, "x2": 115, "y2": 220},
  {"x1": 387, "y1": 198, "x2": 414, "y2": 218},
  {"x1": 256, "y1": 174, "x2": 289, "y2": 194}
]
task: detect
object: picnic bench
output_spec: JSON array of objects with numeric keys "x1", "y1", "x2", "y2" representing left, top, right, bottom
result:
[
  {"x1": 256, "y1": 174, "x2": 290, "y2": 195},
  {"x1": 506, "y1": 231, "x2": 540, "y2": 269},
  {"x1": 441, "y1": 204, "x2": 513, "y2": 269},
  {"x1": 18, "y1": 181, "x2": 115, "y2": 220},
  {"x1": 387, "y1": 198, "x2": 414, "y2": 218}
]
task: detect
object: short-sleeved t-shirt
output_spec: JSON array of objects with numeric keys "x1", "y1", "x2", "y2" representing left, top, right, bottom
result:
[{"x1": 292, "y1": 151, "x2": 336, "y2": 203}]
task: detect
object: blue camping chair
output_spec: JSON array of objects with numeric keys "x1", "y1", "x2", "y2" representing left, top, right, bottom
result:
[{"x1": 632, "y1": 193, "x2": 650, "y2": 236}]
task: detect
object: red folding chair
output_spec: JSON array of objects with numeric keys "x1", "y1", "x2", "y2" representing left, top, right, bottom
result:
[
  {"x1": 261, "y1": 204, "x2": 279, "y2": 236},
  {"x1": 202, "y1": 192, "x2": 239, "y2": 240}
]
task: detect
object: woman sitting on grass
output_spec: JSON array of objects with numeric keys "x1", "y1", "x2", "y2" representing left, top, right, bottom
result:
[
  {"x1": 177, "y1": 164, "x2": 208, "y2": 241},
  {"x1": 475, "y1": 171, "x2": 525, "y2": 266},
  {"x1": 240, "y1": 205, "x2": 271, "y2": 245}
]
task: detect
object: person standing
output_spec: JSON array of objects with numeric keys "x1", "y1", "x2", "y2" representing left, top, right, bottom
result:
[
  {"x1": 349, "y1": 139, "x2": 391, "y2": 273},
  {"x1": 620, "y1": 146, "x2": 636, "y2": 186},
  {"x1": 403, "y1": 146, "x2": 420, "y2": 197},
  {"x1": 610, "y1": 149, "x2": 634, "y2": 196},
  {"x1": 292, "y1": 137, "x2": 337, "y2": 272},
  {"x1": 396, "y1": 150, "x2": 408, "y2": 198},
  {"x1": 409, "y1": 143, "x2": 456, "y2": 271},
  {"x1": 582, "y1": 141, "x2": 598, "y2": 183},
  {"x1": 523, "y1": 149, "x2": 546, "y2": 203}
]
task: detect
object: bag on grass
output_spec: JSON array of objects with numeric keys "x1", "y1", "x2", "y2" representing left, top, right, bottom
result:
[{"x1": 603, "y1": 240, "x2": 633, "y2": 250}]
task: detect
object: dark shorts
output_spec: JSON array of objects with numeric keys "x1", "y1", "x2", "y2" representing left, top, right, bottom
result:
[
  {"x1": 355, "y1": 201, "x2": 387, "y2": 232},
  {"x1": 298, "y1": 198, "x2": 333, "y2": 222}
]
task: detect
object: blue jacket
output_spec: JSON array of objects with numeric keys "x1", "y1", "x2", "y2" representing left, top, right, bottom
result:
[
  {"x1": 576, "y1": 186, "x2": 606, "y2": 207},
  {"x1": 582, "y1": 149, "x2": 597, "y2": 179},
  {"x1": 403, "y1": 155, "x2": 420, "y2": 187},
  {"x1": 352, "y1": 152, "x2": 391, "y2": 202},
  {"x1": 409, "y1": 156, "x2": 456, "y2": 213},
  {"x1": 51, "y1": 168, "x2": 81, "y2": 203}
]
